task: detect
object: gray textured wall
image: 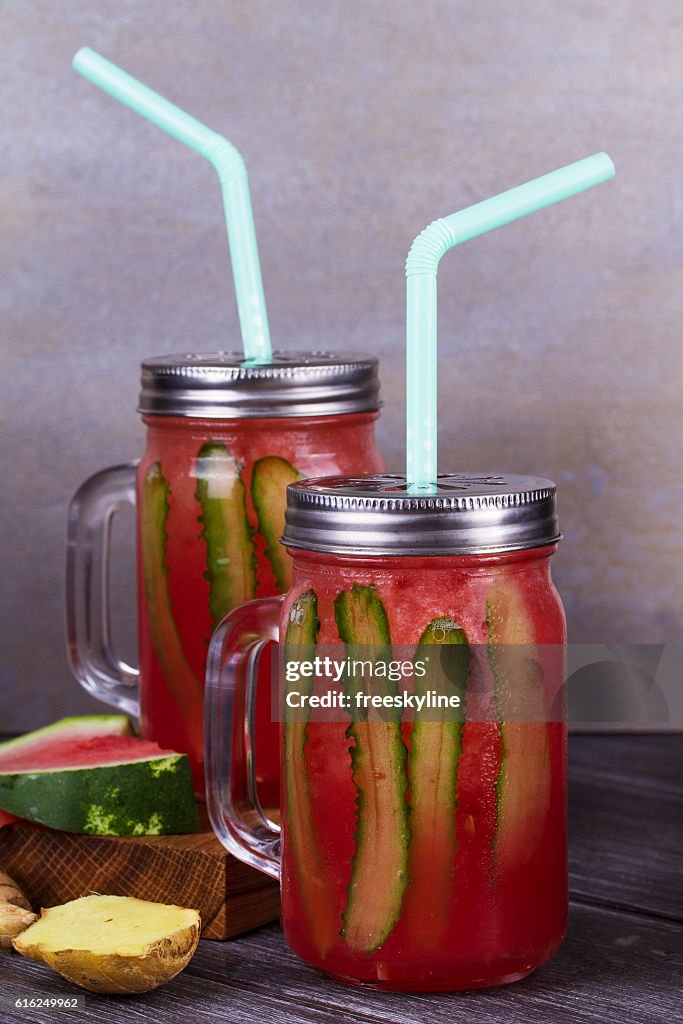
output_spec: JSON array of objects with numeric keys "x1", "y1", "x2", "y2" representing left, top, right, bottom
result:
[{"x1": 2, "y1": 1, "x2": 681, "y2": 729}]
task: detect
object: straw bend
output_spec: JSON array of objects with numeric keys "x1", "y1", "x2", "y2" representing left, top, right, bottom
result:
[
  {"x1": 201, "y1": 135, "x2": 248, "y2": 181},
  {"x1": 405, "y1": 218, "x2": 458, "y2": 277}
]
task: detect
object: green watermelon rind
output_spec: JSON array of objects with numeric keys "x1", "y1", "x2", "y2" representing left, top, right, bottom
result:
[
  {"x1": 0, "y1": 716, "x2": 133, "y2": 758},
  {"x1": 0, "y1": 754, "x2": 199, "y2": 836}
]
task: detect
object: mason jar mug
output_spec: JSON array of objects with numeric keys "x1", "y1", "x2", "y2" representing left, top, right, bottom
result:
[
  {"x1": 66, "y1": 353, "x2": 383, "y2": 793},
  {"x1": 206, "y1": 473, "x2": 567, "y2": 991}
]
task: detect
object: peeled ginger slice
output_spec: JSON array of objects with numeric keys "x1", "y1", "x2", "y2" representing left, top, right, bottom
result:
[{"x1": 13, "y1": 894, "x2": 200, "y2": 994}]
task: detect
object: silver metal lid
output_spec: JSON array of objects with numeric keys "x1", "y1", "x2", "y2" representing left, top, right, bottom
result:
[
  {"x1": 282, "y1": 473, "x2": 561, "y2": 556},
  {"x1": 138, "y1": 351, "x2": 381, "y2": 418}
]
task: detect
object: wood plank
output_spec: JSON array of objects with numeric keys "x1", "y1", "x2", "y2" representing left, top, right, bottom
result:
[
  {"x1": 568, "y1": 735, "x2": 683, "y2": 918},
  {"x1": 570, "y1": 734, "x2": 683, "y2": 794},
  {"x1": 0, "y1": 903, "x2": 680, "y2": 1024},
  {"x1": 0, "y1": 823, "x2": 279, "y2": 940}
]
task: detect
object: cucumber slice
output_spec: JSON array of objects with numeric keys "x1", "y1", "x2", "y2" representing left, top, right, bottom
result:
[
  {"x1": 251, "y1": 456, "x2": 301, "y2": 592},
  {"x1": 142, "y1": 463, "x2": 203, "y2": 748},
  {"x1": 195, "y1": 442, "x2": 257, "y2": 624},
  {"x1": 284, "y1": 591, "x2": 339, "y2": 956},
  {"x1": 405, "y1": 618, "x2": 470, "y2": 944},
  {"x1": 334, "y1": 585, "x2": 409, "y2": 953},
  {"x1": 486, "y1": 583, "x2": 550, "y2": 872}
]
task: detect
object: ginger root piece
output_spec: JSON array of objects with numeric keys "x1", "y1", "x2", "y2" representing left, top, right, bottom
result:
[
  {"x1": 0, "y1": 902, "x2": 38, "y2": 950},
  {"x1": 0, "y1": 869, "x2": 32, "y2": 911},
  {"x1": 13, "y1": 894, "x2": 200, "y2": 994}
]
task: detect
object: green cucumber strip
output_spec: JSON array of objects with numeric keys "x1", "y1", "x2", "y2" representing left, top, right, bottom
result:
[
  {"x1": 251, "y1": 456, "x2": 301, "y2": 592},
  {"x1": 0, "y1": 754, "x2": 199, "y2": 835},
  {"x1": 486, "y1": 584, "x2": 550, "y2": 871},
  {"x1": 195, "y1": 442, "x2": 256, "y2": 624},
  {"x1": 334, "y1": 585, "x2": 409, "y2": 954},
  {"x1": 333, "y1": 584, "x2": 393, "y2": 712},
  {"x1": 142, "y1": 463, "x2": 203, "y2": 749},
  {"x1": 406, "y1": 619, "x2": 470, "y2": 942},
  {"x1": 284, "y1": 590, "x2": 339, "y2": 956}
]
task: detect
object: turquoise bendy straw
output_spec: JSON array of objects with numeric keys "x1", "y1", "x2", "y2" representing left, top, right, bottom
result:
[
  {"x1": 405, "y1": 152, "x2": 615, "y2": 493},
  {"x1": 72, "y1": 47, "x2": 271, "y2": 363}
]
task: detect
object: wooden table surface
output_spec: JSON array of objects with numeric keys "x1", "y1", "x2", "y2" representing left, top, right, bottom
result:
[{"x1": 1, "y1": 734, "x2": 681, "y2": 1024}]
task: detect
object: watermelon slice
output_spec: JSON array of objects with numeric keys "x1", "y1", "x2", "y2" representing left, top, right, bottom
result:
[{"x1": 0, "y1": 716, "x2": 199, "y2": 836}]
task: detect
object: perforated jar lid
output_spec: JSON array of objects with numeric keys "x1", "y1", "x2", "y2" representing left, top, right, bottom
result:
[
  {"x1": 138, "y1": 351, "x2": 381, "y2": 419},
  {"x1": 282, "y1": 473, "x2": 561, "y2": 556}
]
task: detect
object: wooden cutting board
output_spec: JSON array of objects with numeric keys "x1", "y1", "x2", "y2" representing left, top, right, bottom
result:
[{"x1": 0, "y1": 815, "x2": 280, "y2": 940}]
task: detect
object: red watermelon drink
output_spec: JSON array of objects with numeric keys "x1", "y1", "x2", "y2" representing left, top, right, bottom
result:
[
  {"x1": 68, "y1": 354, "x2": 383, "y2": 796},
  {"x1": 206, "y1": 473, "x2": 568, "y2": 991}
]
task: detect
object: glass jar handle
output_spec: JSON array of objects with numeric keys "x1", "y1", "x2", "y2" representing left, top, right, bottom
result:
[
  {"x1": 66, "y1": 463, "x2": 140, "y2": 718},
  {"x1": 205, "y1": 596, "x2": 282, "y2": 881}
]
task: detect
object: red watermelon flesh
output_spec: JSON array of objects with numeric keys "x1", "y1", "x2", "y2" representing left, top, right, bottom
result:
[
  {"x1": 0, "y1": 734, "x2": 178, "y2": 774},
  {"x1": 0, "y1": 714, "x2": 180, "y2": 774}
]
